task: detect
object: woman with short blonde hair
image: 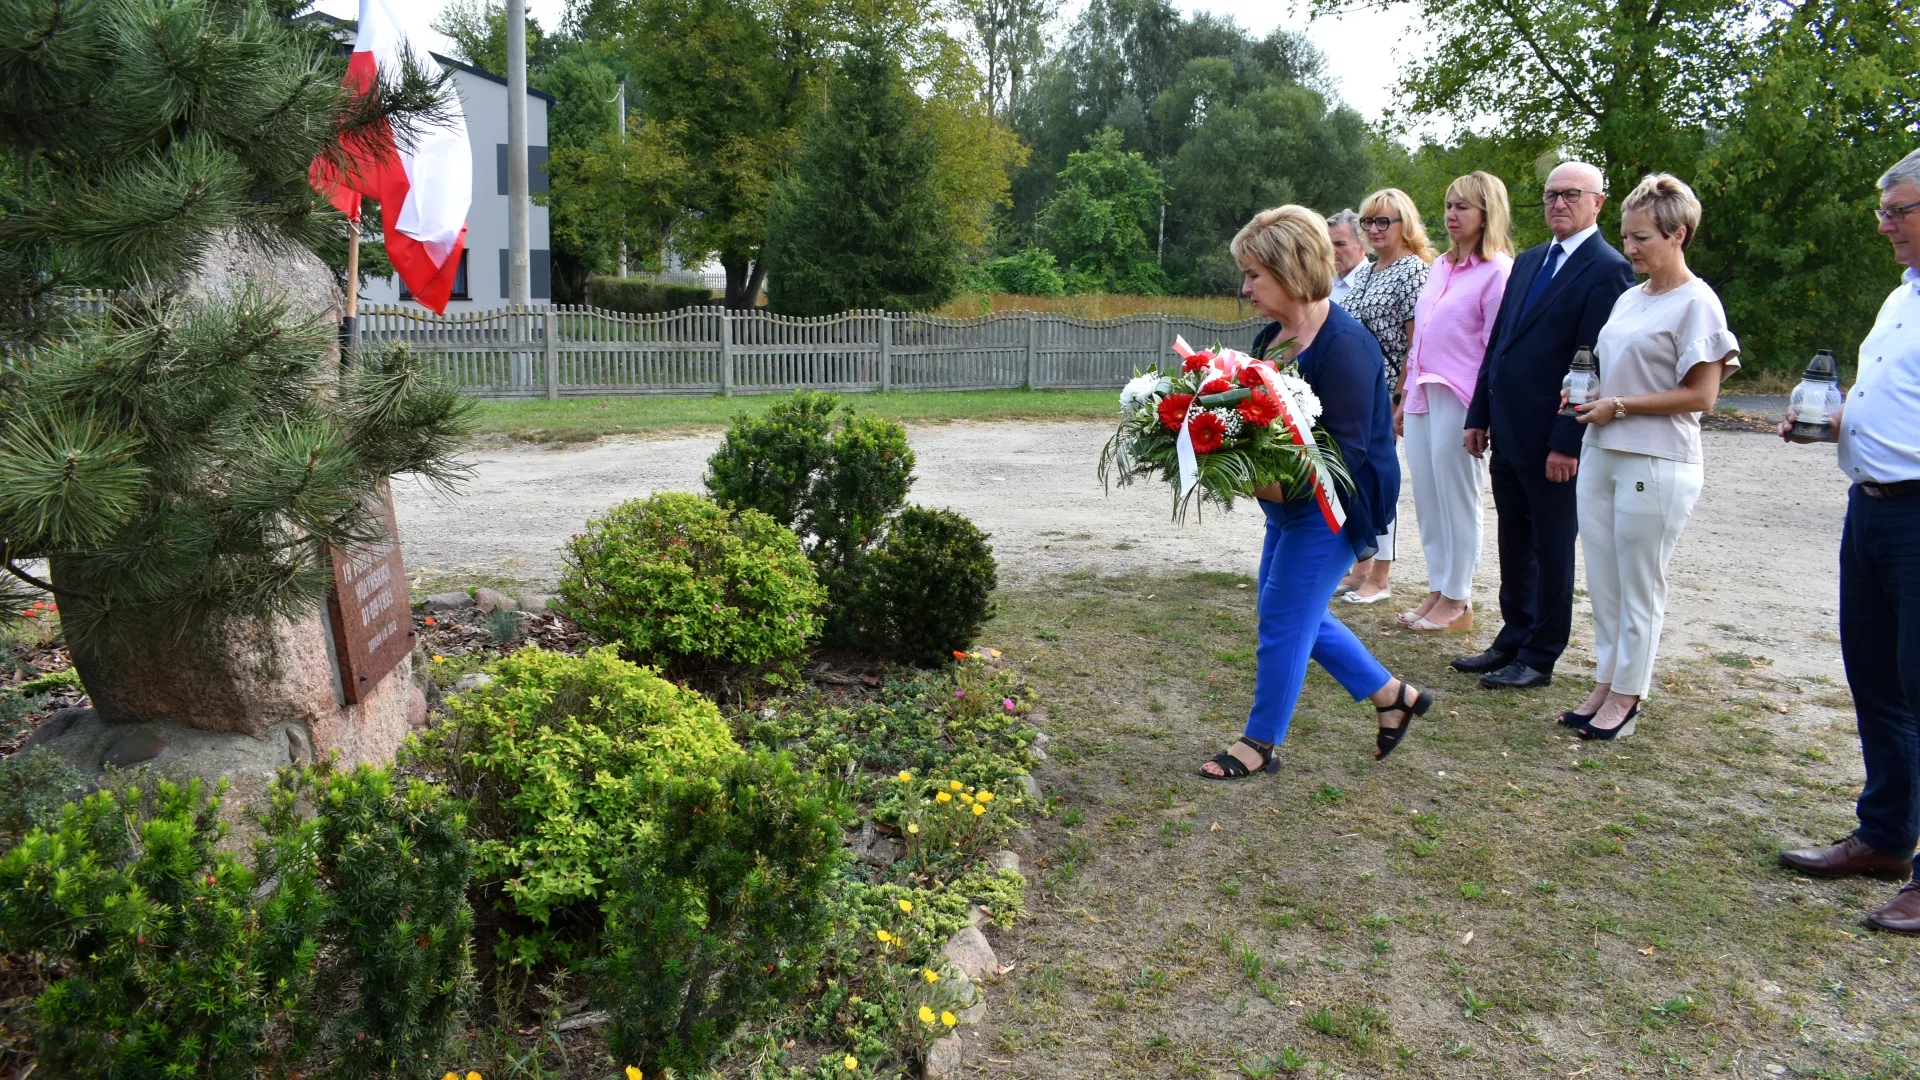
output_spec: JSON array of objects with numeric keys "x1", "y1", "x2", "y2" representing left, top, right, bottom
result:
[
  {"x1": 1337, "y1": 187, "x2": 1434, "y2": 605},
  {"x1": 1395, "y1": 171, "x2": 1516, "y2": 634},
  {"x1": 1564, "y1": 173, "x2": 1738, "y2": 740},
  {"x1": 1199, "y1": 205, "x2": 1433, "y2": 779}
]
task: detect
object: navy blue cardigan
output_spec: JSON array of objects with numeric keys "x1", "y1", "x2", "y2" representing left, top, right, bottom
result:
[{"x1": 1252, "y1": 306, "x2": 1400, "y2": 559}]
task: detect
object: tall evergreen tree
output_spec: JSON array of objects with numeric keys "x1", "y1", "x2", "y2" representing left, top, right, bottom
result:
[
  {"x1": 763, "y1": 35, "x2": 963, "y2": 317},
  {"x1": 0, "y1": 2, "x2": 471, "y2": 653}
]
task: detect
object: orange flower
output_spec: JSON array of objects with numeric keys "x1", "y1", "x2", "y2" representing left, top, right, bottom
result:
[{"x1": 952, "y1": 650, "x2": 968, "y2": 660}]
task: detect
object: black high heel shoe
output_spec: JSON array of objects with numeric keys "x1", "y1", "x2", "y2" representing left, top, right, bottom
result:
[
  {"x1": 1559, "y1": 709, "x2": 1595, "y2": 728},
  {"x1": 1375, "y1": 681, "x2": 1433, "y2": 760},
  {"x1": 1576, "y1": 703, "x2": 1639, "y2": 741}
]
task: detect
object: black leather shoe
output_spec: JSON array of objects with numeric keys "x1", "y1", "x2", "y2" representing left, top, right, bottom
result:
[
  {"x1": 1480, "y1": 662, "x2": 1551, "y2": 689},
  {"x1": 1450, "y1": 648, "x2": 1516, "y2": 674}
]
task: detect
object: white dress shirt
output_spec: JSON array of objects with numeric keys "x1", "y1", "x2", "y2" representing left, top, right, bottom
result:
[
  {"x1": 1545, "y1": 223, "x2": 1599, "y2": 278},
  {"x1": 1838, "y1": 266, "x2": 1920, "y2": 483},
  {"x1": 1331, "y1": 262, "x2": 1367, "y2": 307}
]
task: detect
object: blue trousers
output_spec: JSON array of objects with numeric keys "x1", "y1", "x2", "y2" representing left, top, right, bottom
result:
[
  {"x1": 1841, "y1": 486, "x2": 1920, "y2": 878},
  {"x1": 1245, "y1": 499, "x2": 1394, "y2": 746}
]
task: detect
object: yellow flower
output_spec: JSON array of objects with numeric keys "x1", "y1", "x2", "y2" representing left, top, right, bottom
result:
[
  {"x1": 443, "y1": 1074, "x2": 459, "y2": 1080},
  {"x1": 844, "y1": 1054, "x2": 859, "y2": 1070},
  {"x1": 959, "y1": 792, "x2": 974, "y2": 804},
  {"x1": 897, "y1": 770, "x2": 912, "y2": 782},
  {"x1": 919, "y1": 1005, "x2": 937, "y2": 1024},
  {"x1": 626, "y1": 1069, "x2": 644, "y2": 1080},
  {"x1": 907, "y1": 823, "x2": 920, "y2": 834},
  {"x1": 468, "y1": 1072, "x2": 482, "y2": 1080},
  {"x1": 935, "y1": 791, "x2": 952, "y2": 803},
  {"x1": 897, "y1": 898, "x2": 913, "y2": 913},
  {"x1": 949, "y1": 780, "x2": 964, "y2": 792},
  {"x1": 922, "y1": 967, "x2": 940, "y2": 983},
  {"x1": 972, "y1": 803, "x2": 986, "y2": 817},
  {"x1": 976, "y1": 791, "x2": 994, "y2": 803},
  {"x1": 876, "y1": 929, "x2": 892, "y2": 943},
  {"x1": 941, "y1": 1011, "x2": 958, "y2": 1028},
  {"x1": 432, "y1": 655, "x2": 445, "y2": 663},
  {"x1": 990, "y1": 649, "x2": 1002, "y2": 658}
]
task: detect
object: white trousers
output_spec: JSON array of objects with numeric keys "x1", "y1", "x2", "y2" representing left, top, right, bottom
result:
[
  {"x1": 1404, "y1": 391, "x2": 1487, "y2": 600},
  {"x1": 1576, "y1": 446, "x2": 1703, "y2": 697}
]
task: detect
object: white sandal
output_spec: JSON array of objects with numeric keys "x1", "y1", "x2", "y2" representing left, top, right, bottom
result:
[{"x1": 1342, "y1": 588, "x2": 1393, "y2": 605}]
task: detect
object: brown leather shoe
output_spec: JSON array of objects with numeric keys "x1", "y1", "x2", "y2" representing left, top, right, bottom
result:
[
  {"x1": 1866, "y1": 882, "x2": 1920, "y2": 935},
  {"x1": 1779, "y1": 836, "x2": 1916, "y2": 879}
]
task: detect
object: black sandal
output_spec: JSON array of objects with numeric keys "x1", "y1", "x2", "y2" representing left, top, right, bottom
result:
[
  {"x1": 1374, "y1": 681, "x2": 1433, "y2": 760},
  {"x1": 1200, "y1": 736, "x2": 1279, "y2": 780}
]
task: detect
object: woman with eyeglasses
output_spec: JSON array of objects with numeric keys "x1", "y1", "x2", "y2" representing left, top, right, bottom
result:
[
  {"x1": 1395, "y1": 172, "x2": 1514, "y2": 635},
  {"x1": 1335, "y1": 188, "x2": 1435, "y2": 605}
]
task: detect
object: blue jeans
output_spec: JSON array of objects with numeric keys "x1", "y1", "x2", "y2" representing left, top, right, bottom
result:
[
  {"x1": 1841, "y1": 485, "x2": 1920, "y2": 879},
  {"x1": 1245, "y1": 499, "x2": 1394, "y2": 745}
]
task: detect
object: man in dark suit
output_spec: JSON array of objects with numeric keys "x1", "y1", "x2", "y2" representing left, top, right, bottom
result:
[{"x1": 1454, "y1": 162, "x2": 1636, "y2": 688}]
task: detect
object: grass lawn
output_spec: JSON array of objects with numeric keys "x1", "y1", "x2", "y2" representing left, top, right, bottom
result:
[
  {"x1": 974, "y1": 571, "x2": 1916, "y2": 1080},
  {"x1": 469, "y1": 389, "x2": 1123, "y2": 442}
]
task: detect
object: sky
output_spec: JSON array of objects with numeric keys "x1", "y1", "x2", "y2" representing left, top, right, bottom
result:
[{"x1": 312, "y1": 0, "x2": 1427, "y2": 124}]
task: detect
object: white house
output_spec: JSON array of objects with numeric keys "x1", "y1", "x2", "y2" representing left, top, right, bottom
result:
[{"x1": 355, "y1": 54, "x2": 555, "y2": 312}]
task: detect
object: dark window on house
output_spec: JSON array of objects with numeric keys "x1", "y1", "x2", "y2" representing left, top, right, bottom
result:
[
  {"x1": 495, "y1": 144, "x2": 550, "y2": 195},
  {"x1": 498, "y1": 248, "x2": 553, "y2": 300},
  {"x1": 398, "y1": 249, "x2": 470, "y2": 302}
]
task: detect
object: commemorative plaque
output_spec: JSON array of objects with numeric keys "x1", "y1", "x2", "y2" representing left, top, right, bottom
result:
[{"x1": 326, "y1": 480, "x2": 413, "y2": 704}]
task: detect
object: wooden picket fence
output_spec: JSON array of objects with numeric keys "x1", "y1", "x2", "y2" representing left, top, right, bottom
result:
[{"x1": 354, "y1": 304, "x2": 1267, "y2": 399}]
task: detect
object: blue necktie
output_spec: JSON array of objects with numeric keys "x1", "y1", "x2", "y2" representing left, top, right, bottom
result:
[{"x1": 1520, "y1": 242, "x2": 1564, "y2": 318}]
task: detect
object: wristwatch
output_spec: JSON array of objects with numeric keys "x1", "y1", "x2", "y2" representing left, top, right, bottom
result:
[{"x1": 1613, "y1": 396, "x2": 1628, "y2": 418}]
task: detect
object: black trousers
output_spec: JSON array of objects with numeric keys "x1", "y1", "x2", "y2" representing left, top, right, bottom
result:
[
  {"x1": 1841, "y1": 485, "x2": 1920, "y2": 877},
  {"x1": 1487, "y1": 452, "x2": 1579, "y2": 673}
]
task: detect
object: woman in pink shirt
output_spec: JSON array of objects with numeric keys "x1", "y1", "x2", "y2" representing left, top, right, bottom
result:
[{"x1": 1396, "y1": 172, "x2": 1515, "y2": 633}]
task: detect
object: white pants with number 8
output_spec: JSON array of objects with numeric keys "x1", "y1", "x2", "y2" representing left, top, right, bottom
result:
[{"x1": 1576, "y1": 445, "x2": 1704, "y2": 698}]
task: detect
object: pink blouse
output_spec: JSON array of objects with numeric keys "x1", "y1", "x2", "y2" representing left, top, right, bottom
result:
[{"x1": 1402, "y1": 249, "x2": 1513, "y2": 414}]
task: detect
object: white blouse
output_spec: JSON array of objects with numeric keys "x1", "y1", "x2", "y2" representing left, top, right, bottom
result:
[{"x1": 1587, "y1": 277, "x2": 1741, "y2": 464}]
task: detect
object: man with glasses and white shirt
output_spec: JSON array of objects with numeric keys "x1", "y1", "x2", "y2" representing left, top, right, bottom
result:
[
  {"x1": 1328, "y1": 209, "x2": 1369, "y2": 307},
  {"x1": 1456, "y1": 162, "x2": 1635, "y2": 689},
  {"x1": 1779, "y1": 148, "x2": 1920, "y2": 935}
]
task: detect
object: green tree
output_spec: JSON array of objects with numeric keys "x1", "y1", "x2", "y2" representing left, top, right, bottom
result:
[
  {"x1": 764, "y1": 35, "x2": 964, "y2": 315},
  {"x1": 1690, "y1": 0, "x2": 1920, "y2": 373},
  {"x1": 1037, "y1": 128, "x2": 1168, "y2": 293}
]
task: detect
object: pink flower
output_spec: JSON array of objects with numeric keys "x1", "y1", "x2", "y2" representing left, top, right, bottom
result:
[
  {"x1": 954, "y1": 690, "x2": 965, "y2": 698},
  {"x1": 1003, "y1": 699, "x2": 1016, "y2": 712}
]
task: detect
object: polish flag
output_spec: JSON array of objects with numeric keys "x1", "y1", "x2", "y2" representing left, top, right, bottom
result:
[{"x1": 310, "y1": 0, "x2": 470, "y2": 314}]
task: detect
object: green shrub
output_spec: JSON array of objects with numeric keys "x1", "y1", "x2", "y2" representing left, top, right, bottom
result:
[
  {"x1": 587, "y1": 751, "x2": 843, "y2": 1077},
  {"x1": 858, "y1": 506, "x2": 998, "y2": 665},
  {"x1": 560, "y1": 492, "x2": 825, "y2": 669},
  {"x1": 981, "y1": 248, "x2": 1066, "y2": 296},
  {"x1": 0, "y1": 746, "x2": 87, "y2": 845},
  {"x1": 704, "y1": 392, "x2": 914, "y2": 642},
  {"x1": 407, "y1": 645, "x2": 741, "y2": 963},
  {"x1": 588, "y1": 277, "x2": 713, "y2": 314},
  {"x1": 255, "y1": 765, "x2": 476, "y2": 1079},
  {"x1": 0, "y1": 779, "x2": 312, "y2": 1080}
]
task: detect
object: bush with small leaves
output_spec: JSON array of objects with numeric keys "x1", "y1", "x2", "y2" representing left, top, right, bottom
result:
[
  {"x1": 405, "y1": 645, "x2": 741, "y2": 964},
  {"x1": 254, "y1": 764, "x2": 476, "y2": 1079},
  {"x1": 0, "y1": 746, "x2": 88, "y2": 845},
  {"x1": 587, "y1": 751, "x2": 843, "y2": 1077},
  {"x1": 560, "y1": 492, "x2": 825, "y2": 670},
  {"x1": 856, "y1": 506, "x2": 998, "y2": 664}
]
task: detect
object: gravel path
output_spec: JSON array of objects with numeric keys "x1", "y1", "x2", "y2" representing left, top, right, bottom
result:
[{"x1": 394, "y1": 420, "x2": 1851, "y2": 683}]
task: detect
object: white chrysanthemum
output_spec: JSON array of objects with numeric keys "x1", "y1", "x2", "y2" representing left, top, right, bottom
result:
[
  {"x1": 1278, "y1": 373, "x2": 1322, "y2": 426},
  {"x1": 1120, "y1": 372, "x2": 1171, "y2": 416},
  {"x1": 1207, "y1": 407, "x2": 1244, "y2": 440}
]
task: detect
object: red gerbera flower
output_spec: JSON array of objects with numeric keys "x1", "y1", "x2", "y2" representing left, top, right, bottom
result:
[
  {"x1": 1182, "y1": 350, "x2": 1214, "y2": 373},
  {"x1": 1187, "y1": 412, "x2": 1226, "y2": 454},
  {"x1": 1158, "y1": 393, "x2": 1195, "y2": 430},
  {"x1": 1200, "y1": 378, "x2": 1232, "y2": 396},
  {"x1": 1238, "y1": 387, "x2": 1281, "y2": 427}
]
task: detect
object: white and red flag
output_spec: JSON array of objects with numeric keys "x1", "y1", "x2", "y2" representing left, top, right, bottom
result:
[{"x1": 310, "y1": 0, "x2": 471, "y2": 314}]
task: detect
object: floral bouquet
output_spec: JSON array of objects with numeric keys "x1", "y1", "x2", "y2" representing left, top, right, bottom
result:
[{"x1": 1098, "y1": 336, "x2": 1349, "y2": 527}]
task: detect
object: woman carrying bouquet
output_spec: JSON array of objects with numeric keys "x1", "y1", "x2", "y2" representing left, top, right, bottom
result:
[{"x1": 1200, "y1": 206, "x2": 1435, "y2": 779}]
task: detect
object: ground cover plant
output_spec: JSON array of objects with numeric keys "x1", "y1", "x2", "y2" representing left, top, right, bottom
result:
[{"x1": 970, "y1": 571, "x2": 1919, "y2": 1080}]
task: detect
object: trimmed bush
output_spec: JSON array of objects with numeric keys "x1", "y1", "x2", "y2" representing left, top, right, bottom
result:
[
  {"x1": 560, "y1": 492, "x2": 826, "y2": 669},
  {"x1": 587, "y1": 751, "x2": 843, "y2": 1077},
  {"x1": 704, "y1": 392, "x2": 913, "y2": 641},
  {"x1": 406, "y1": 645, "x2": 741, "y2": 963},
  {"x1": 860, "y1": 506, "x2": 998, "y2": 665},
  {"x1": 588, "y1": 276, "x2": 713, "y2": 314}
]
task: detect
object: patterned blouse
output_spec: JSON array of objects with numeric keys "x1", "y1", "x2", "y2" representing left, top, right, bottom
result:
[{"x1": 1344, "y1": 253, "x2": 1430, "y2": 394}]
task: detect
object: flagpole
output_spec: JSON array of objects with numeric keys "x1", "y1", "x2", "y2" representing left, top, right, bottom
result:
[{"x1": 343, "y1": 204, "x2": 361, "y2": 351}]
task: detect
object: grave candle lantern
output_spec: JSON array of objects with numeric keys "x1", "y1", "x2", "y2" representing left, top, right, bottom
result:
[
  {"x1": 1787, "y1": 348, "x2": 1843, "y2": 442},
  {"x1": 1559, "y1": 345, "x2": 1600, "y2": 418}
]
